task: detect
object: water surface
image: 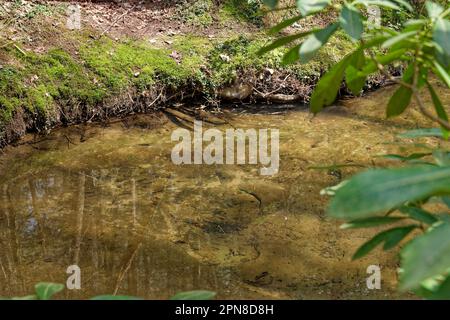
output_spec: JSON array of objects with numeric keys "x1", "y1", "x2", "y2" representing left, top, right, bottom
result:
[{"x1": 1, "y1": 85, "x2": 443, "y2": 299}]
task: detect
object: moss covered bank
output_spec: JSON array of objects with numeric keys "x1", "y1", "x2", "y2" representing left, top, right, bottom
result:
[{"x1": 0, "y1": 0, "x2": 386, "y2": 147}]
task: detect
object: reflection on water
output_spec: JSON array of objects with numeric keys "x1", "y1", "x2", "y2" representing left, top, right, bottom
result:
[{"x1": 1, "y1": 87, "x2": 434, "y2": 299}]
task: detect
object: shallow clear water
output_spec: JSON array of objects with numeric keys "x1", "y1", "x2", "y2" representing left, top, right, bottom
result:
[{"x1": 2, "y1": 85, "x2": 446, "y2": 299}]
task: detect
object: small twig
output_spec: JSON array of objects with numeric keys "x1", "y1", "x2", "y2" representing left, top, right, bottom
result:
[
  {"x1": 113, "y1": 242, "x2": 142, "y2": 296},
  {"x1": 147, "y1": 91, "x2": 163, "y2": 109},
  {"x1": 13, "y1": 44, "x2": 26, "y2": 56}
]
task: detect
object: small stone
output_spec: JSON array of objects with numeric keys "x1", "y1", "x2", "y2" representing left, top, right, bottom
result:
[{"x1": 219, "y1": 54, "x2": 231, "y2": 62}]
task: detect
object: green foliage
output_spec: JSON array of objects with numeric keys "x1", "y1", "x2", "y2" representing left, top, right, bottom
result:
[
  {"x1": 340, "y1": 4, "x2": 364, "y2": 41},
  {"x1": 263, "y1": 0, "x2": 450, "y2": 298},
  {"x1": 400, "y1": 222, "x2": 450, "y2": 291},
  {"x1": 327, "y1": 165, "x2": 450, "y2": 219},
  {"x1": 299, "y1": 23, "x2": 339, "y2": 62},
  {"x1": 2, "y1": 282, "x2": 64, "y2": 300},
  {"x1": 352, "y1": 225, "x2": 417, "y2": 260},
  {"x1": 1, "y1": 283, "x2": 215, "y2": 300},
  {"x1": 35, "y1": 282, "x2": 65, "y2": 300}
]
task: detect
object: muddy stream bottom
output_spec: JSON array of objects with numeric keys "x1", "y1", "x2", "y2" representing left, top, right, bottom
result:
[{"x1": 1, "y1": 85, "x2": 443, "y2": 299}]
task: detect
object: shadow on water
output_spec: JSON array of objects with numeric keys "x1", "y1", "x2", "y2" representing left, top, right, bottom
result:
[{"x1": 1, "y1": 86, "x2": 440, "y2": 299}]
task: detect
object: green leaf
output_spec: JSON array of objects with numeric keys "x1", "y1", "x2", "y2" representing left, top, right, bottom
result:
[
  {"x1": 341, "y1": 216, "x2": 404, "y2": 229},
  {"x1": 258, "y1": 31, "x2": 313, "y2": 55},
  {"x1": 442, "y1": 195, "x2": 450, "y2": 208},
  {"x1": 170, "y1": 290, "x2": 217, "y2": 300},
  {"x1": 310, "y1": 53, "x2": 353, "y2": 113},
  {"x1": 346, "y1": 66, "x2": 366, "y2": 94},
  {"x1": 282, "y1": 44, "x2": 301, "y2": 65},
  {"x1": 263, "y1": 0, "x2": 279, "y2": 9},
  {"x1": 400, "y1": 222, "x2": 450, "y2": 290},
  {"x1": 404, "y1": 19, "x2": 427, "y2": 27},
  {"x1": 392, "y1": 0, "x2": 414, "y2": 11},
  {"x1": 353, "y1": 225, "x2": 416, "y2": 260},
  {"x1": 34, "y1": 282, "x2": 64, "y2": 300},
  {"x1": 383, "y1": 225, "x2": 417, "y2": 250},
  {"x1": 90, "y1": 295, "x2": 143, "y2": 300},
  {"x1": 432, "y1": 60, "x2": 450, "y2": 88},
  {"x1": 328, "y1": 166, "x2": 450, "y2": 219},
  {"x1": 299, "y1": 23, "x2": 339, "y2": 63},
  {"x1": 382, "y1": 31, "x2": 417, "y2": 48},
  {"x1": 354, "y1": 0, "x2": 401, "y2": 10},
  {"x1": 426, "y1": 1, "x2": 444, "y2": 20},
  {"x1": 433, "y1": 18, "x2": 450, "y2": 69},
  {"x1": 400, "y1": 206, "x2": 438, "y2": 225},
  {"x1": 427, "y1": 82, "x2": 448, "y2": 122},
  {"x1": 269, "y1": 15, "x2": 303, "y2": 34},
  {"x1": 380, "y1": 152, "x2": 431, "y2": 162},
  {"x1": 386, "y1": 85, "x2": 413, "y2": 118},
  {"x1": 398, "y1": 128, "x2": 444, "y2": 138},
  {"x1": 340, "y1": 4, "x2": 364, "y2": 41},
  {"x1": 345, "y1": 49, "x2": 366, "y2": 94},
  {"x1": 433, "y1": 150, "x2": 450, "y2": 166},
  {"x1": 296, "y1": 0, "x2": 330, "y2": 16},
  {"x1": 427, "y1": 81, "x2": 449, "y2": 137},
  {"x1": 430, "y1": 276, "x2": 450, "y2": 299},
  {"x1": 360, "y1": 49, "x2": 407, "y2": 75}
]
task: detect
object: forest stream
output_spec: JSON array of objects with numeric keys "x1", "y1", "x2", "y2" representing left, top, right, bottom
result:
[{"x1": 1, "y1": 84, "x2": 448, "y2": 300}]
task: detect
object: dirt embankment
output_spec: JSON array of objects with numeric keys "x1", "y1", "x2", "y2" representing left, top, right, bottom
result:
[{"x1": 0, "y1": 0, "x2": 390, "y2": 148}]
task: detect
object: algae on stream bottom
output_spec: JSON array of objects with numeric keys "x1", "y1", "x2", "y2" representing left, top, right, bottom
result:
[{"x1": 0, "y1": 87, "x2": 439, "y2": 299}]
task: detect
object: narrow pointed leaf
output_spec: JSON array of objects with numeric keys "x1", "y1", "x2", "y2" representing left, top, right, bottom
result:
[
  {"x1": 310, "y1": 53, "x2": 353, "y2": 113},
  {"x1": 400, "y1": 206, "x2": 438, "y2": 225},
  {"x1": 433, "y1": 18, "x2": 450, "y2": 69},
  {"x1": 340, "y1": 4, "x2": 364, "y2": 41},
  {"x1": 341, "y1": 216, "x2": 404, "y2": 229},
  {"x1": 282, "y1": 44, "x2": 301, "y2": 65},
  {"x1": 353, "y1": 225, "x2": 416, "y2": 260},
  {"x1": 258, "y1": 31, "x2": 312, "y2": 55},
  {"x1": 296, "y1": 0, "x2": 330, "y2": 16},
  {"x1": 269, "y1": 15, "x2": 303, "y2": 34},
  {"x1": 398, "y1": 128, "x2": 444, "y2": 138},
  {"x1": 432, "y1": 60, "x2": 450, "y2": 88},
  {"x1": 382, "y1": 225, "x2": 417, "y2": 250},
  {"x1": 382, "y1": 31, "x2": 417, "y2": 48},
  {"x1": 386, "y1": 85, "x2": 413, "y2": 118},
  {"x1": 299, "y1": 23, "x2": 339, "y2": 63},
  {"x1": 426, "y1": 1, "x2": 444, "y2": 19}
]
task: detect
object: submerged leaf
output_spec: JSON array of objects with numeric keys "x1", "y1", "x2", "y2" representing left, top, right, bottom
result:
[
  {"x1": 397, "y1": 128, "x2": 444, "y2": 138},
  {"x1": 170, "y1": 290, "x2": 216, "y2": 300}
]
